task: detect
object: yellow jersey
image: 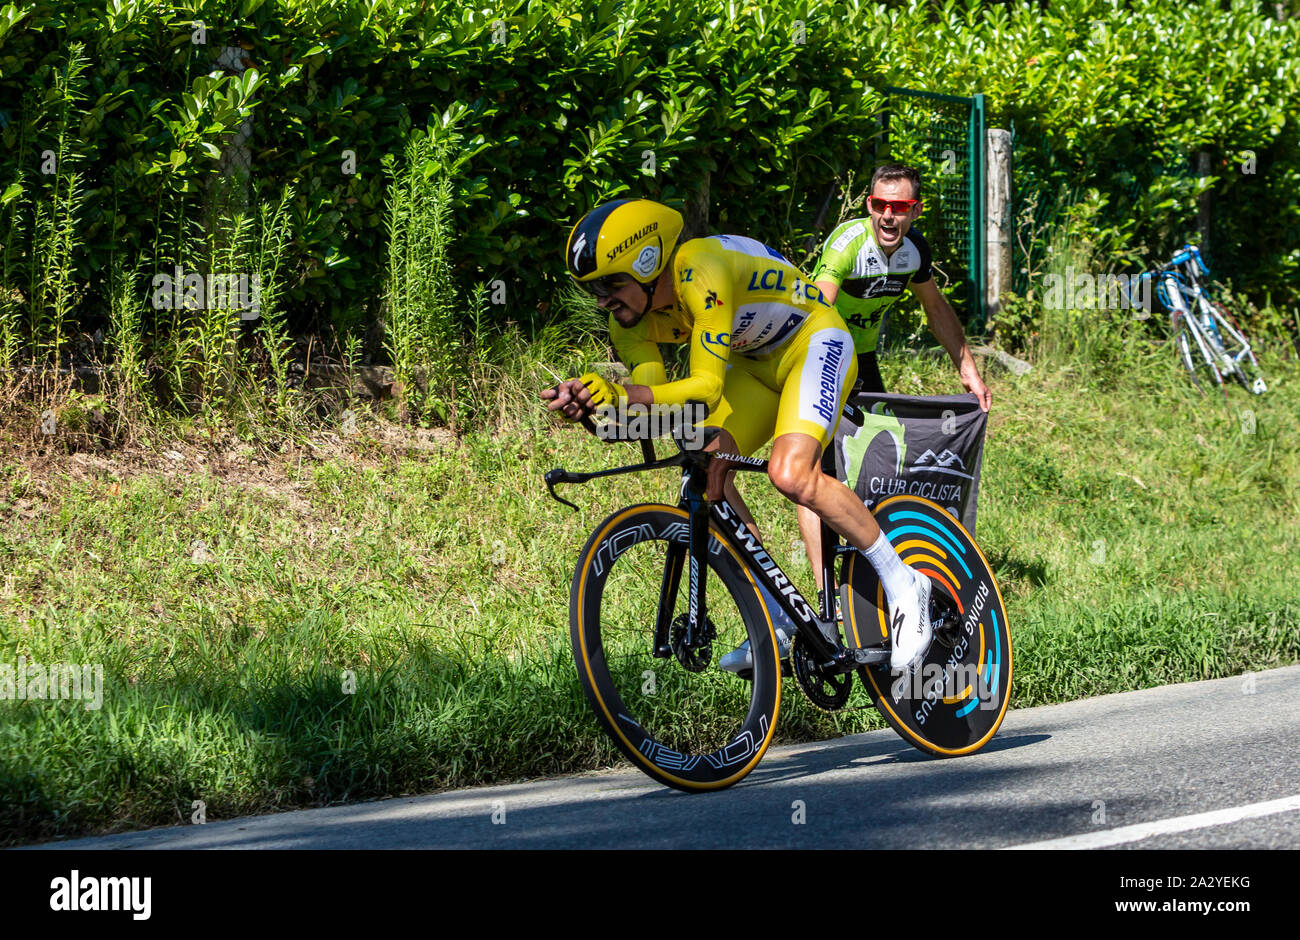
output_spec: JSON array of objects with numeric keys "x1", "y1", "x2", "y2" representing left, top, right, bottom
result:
[{"x1": 609, "y1": 235, "x2": 839, "y2": 411}]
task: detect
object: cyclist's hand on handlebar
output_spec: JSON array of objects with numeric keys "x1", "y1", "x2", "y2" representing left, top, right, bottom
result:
[
  {"x1": 541, "y1": 377, "x2": 596, "y2": 423},
  {"x1": 577, "y1": 372, "x2": 627, "y2": 410}
]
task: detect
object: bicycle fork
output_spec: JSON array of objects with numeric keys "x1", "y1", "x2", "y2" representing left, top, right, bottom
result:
[
  {"x1": 652, "y1": 459, "x2": 844, "y2": 669},
  {"x1": 1166, "y1": 274, "x2": 1224, "y2": 386},
  {"x1": 652, "y1": 460, "x2": 712, "y2": 658}
]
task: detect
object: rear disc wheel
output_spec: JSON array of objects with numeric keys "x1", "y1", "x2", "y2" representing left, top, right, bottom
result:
[{"x1": 843, "y1": 496, "x2": 1013, "y2": 757}]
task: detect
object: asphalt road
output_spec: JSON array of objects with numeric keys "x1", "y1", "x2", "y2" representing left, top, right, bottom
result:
[{"x1": 27, "y1": 664, "x2": 1300, "y2": 850}]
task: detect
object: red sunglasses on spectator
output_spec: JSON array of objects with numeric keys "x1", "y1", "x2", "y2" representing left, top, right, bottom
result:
[{"x1": 869, "y1": 197, "x2": 920, "y2": 214}]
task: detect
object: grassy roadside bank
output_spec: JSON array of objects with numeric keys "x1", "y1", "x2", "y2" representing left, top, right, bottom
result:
[{"x1": 1, "y1": 346, "x2": 1298, "y2": 845}]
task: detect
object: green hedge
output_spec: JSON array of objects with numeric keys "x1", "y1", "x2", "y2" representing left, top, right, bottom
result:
[{"x1": 1, "y1": 0, "x2": 1297, "y2": 344}]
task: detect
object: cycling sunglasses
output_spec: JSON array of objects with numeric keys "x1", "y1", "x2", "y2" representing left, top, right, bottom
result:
[
  {"x1": 869, "y1": 197, "x2": 920, "y2": 214},
  {"x1": 578, "y1": 274, "x2": 632, "y2": 298}
]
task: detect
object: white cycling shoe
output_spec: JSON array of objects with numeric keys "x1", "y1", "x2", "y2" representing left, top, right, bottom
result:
[{"x1": 889, "y1": 569, "x2": 933, "y2": 673}]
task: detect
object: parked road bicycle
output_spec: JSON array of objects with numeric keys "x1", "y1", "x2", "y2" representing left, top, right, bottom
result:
[
  {"x1": 1139, "y1": 244, "x2": 1267, "y2": 397},
  {"x1": 544, "y1": 407, "x2": 1012, "y2": 792}
]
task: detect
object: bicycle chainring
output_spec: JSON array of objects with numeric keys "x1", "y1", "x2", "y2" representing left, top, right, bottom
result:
[
  {"x1": 670, "y1": 613, "x2": 715, "y2": 673},
  {"x1": 791, "y1": 635, "x2": 853, "y2": 711}
]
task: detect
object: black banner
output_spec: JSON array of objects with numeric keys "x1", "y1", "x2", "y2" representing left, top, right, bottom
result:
[{"x1": 832, "y1": 392, "x2": 989, "y2": 534}]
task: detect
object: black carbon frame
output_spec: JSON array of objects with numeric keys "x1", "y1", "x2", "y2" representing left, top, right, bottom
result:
[{"x1": 545, "y1": 430, "x2": 849, "y2": 667}]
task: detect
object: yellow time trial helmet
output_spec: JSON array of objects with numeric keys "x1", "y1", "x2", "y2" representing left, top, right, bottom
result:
[{"x1": 565, "y1": 199, "x2": 684, "y2": 311}]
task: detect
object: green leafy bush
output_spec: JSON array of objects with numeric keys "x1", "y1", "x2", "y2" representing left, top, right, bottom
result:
[{"x1": 0, "y1": 0, "x2": 1295, "y2": 356}]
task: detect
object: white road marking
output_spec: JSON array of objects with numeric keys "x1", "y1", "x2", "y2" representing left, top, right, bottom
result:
[{"x1": 1004, "y1": 794, "x2": 1300, "y2": 849}]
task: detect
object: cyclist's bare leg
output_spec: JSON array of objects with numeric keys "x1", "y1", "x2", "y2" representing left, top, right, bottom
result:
[
  {"x1": 796, "y1": 504, "x2": 824, "y2": 592},
  {"x1": 767, "y1": 432, "x2": 881, "y2": 550},
  {"x1": 770, "y1": 431, "x2": 930, "y2": 668}
]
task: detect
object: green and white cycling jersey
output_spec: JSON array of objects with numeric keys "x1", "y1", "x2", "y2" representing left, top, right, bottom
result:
[{"x1": 811, "y1": 219, "x2": 933, "y2": 355}]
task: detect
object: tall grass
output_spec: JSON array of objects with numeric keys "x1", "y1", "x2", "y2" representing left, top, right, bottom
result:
[
  {"x1": 2, "y1": 74, "x2": 597, "y2": 449},
  {"x1": 252, "y1": 187, "x2": 296, "y2": 421},
  {"x1": 144, "y1": 178, "x2": 298, "y2": 430},
  {"x1": 466, "y1": 284, "x2": 610, "y2": 432},
  {"x1": 382, "y1": 121, "x2": 467, "y2": 426},
  {"x1": 0, "y1": 32, "x2": 299, "y2": 446},
  {"x1": 1029, "y1": 227, "x2": 1140, "y2": 372},
  {"x1": 104, "y1": 259, "x2": 151, "y2": 441},
  {"x1": 0, "y1": 39, "x2": 92, "y2": 414},
  {"x1": 6, "y1": 173, "x2": 300, "y2": 449},
  {"x1": 0, "y1": 44, "x2": 97, "y2": 438},
  {"x1": 191, "y1": 207, "x2": 253, "y2": 421},
  {"x1": 27, "y1": 43, "x2": 90, "y2": 383},
  {"x1": 0, "y1": 167, "x2": 25, "y2": 374}
]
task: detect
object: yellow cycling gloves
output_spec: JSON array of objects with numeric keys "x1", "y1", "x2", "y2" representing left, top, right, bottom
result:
[{"x1": 578, "y1": 372, "x2": 628, "y2": 411}]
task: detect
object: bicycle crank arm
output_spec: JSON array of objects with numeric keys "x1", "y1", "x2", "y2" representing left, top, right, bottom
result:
[
  {"x1": 852, "y1": 648, "x2": 891, "y2": 665},
  {"x1": 822, "y1": 645, "x2": 889, "y2": 669}
]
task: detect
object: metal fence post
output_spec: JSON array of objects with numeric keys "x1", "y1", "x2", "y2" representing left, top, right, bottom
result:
[{"x1": 970, "y1": 93, "x2": 986, "y2": 331}]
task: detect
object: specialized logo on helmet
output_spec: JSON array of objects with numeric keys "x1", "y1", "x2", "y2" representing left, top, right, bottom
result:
[
  {"x1": 631, "y1": 245, "x2": 659, "y2": 278},
  {"x1": 571, "y1": 233, "x2": 588, "y2": 267},
  {"x1": 606, "y1": 222, "x2": 659, "y2": 263}
]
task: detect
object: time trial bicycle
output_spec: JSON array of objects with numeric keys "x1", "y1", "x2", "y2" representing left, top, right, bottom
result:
[{"x1": 544, "y1": 407, "x2": 1012, "y2": 792}]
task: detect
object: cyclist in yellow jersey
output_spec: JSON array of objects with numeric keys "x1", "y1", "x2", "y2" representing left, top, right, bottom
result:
[{"x1": 541, "y1": 199, "x2": 933, "y2": 674}]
